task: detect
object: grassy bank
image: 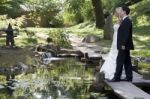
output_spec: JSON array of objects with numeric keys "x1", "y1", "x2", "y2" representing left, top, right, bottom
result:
[
  {"x1": 0, "y1": 21, "x2": 150, "y2": 70},
  {"x1": 0, "y1": 21, "x2": 149, "y2": 53}
]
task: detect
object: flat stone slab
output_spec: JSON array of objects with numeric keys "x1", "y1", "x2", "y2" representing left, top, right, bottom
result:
[{"x1": 105, "y1": 81, "x2": 150, "y2": 99}]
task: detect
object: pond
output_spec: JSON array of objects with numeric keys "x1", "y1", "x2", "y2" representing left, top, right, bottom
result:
[{"x1": 0, "y1": 58, "x2": 100, "y2": 99}]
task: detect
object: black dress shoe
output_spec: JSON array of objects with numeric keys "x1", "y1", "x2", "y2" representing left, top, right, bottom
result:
[
  {"x1": 121, "y1": 78, "x2": 132, "y2": 82},
  {"x1": 107, "y1": 78, "x2": 120, "y2": 82}
]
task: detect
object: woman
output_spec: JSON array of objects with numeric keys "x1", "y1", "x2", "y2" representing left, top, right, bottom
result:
[{"x1": 100, "y1": 7, "x2": 122, "y2": 80}]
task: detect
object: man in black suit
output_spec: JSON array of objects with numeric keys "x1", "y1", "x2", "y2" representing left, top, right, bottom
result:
[{"x1": 111, "y1": 5, "x2": 134, "y2": 82}]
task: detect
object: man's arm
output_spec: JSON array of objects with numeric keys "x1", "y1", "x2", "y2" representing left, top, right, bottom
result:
[{"x1": 120, "y1": 20, "x2": 132, "y2": 49}]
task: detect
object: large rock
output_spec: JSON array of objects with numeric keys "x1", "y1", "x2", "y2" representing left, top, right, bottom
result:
[
  {"x1": 35, "y1": 43, "x2": 60, "y2": 56},
  {"x1": 82, "y1": 34, "x2": 100, "y2": 43}
]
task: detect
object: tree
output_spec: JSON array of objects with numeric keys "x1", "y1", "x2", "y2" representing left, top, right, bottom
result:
[
  {"x1": 23, "y1": 0, "x2": 61, "y2": 27},
  {"x1": 0, "y1": 0, "x2": 26, "y2": 18},
  {"x1": 91, "y1": 0, "x2": 105, "y2": 29},
  {"x1": 101, "y1": 0, "x2": 143, "y2": 40},
  {"x1": 63, "y1": 0, "x2": 85, "y2": 25},
  {"x1": 103, "y1": 13, "x2": 113, "y2": 40}
]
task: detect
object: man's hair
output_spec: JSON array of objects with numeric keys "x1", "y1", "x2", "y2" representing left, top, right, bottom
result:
[{"x1": 121, "y1": 5, "x2": 130, "y2": 15}]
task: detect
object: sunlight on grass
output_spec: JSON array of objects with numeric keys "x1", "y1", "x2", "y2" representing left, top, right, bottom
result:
[
  {"x1": 139, "y1": 62, "x2": 150, "y2": 71},
  {"x1": 0, "y1": 21, "x2": 150, "y2": 59},
  {"x1": 66, "y1": 22, "x2": 103, "y2": 37},
  {"x1": 131, "y1": 50, "x2": 150, "y2": 58}
]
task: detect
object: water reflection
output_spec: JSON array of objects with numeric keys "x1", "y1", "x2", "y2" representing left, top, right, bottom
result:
[{"x1": 0, "y1": 58, "x2": 94, "y2": 99}]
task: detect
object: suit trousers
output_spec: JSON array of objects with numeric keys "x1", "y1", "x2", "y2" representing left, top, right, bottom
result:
[{"x1": 114, "y1": 50, "x2": 133, "y2": 80}]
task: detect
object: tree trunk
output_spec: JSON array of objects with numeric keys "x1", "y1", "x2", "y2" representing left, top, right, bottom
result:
[
  {"x1": 91, "y1": 0, "x2": 105, "y2": 29},
  {"x1": 103, "y1": 14, "x2": 113, "y2": 40}
]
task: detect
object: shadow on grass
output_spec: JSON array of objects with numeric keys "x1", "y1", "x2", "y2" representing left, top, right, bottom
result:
[
  {"x1": 133, "y1": 37, "x2": 150, "y2": 50},
  {"x1": 133, "y1": 25, "x2": 150, "y2": 36},
  {"x1": 20, "y1": 38, "x2": 38, "y2": 47},
  {"x1": 133, "y1": 25, "x2": 150, "y2": 50}
]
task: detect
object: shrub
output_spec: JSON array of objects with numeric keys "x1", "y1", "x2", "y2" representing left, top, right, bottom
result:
[
  {"x1": 48, "y1": 29, "x2": 71, "y2": 48},
  {"x1": 81, "y1": 0, "x2": 94, "y2": 21}
]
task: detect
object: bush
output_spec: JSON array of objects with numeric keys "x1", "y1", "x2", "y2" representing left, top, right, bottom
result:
[
  {"x1": 50, "y1": 13, "x2": 64, "y2": 27},
  {"x1": 81, "y1": 1, "x2": 94, "y2": 21},
  {"x1": 26, "y1": 38, "x2": 37, "y2": 44},
  {"x1": 130, "y1": 0, "x2": 150, "y2": 26},
  {"x1": 63, "y1": 12, "x2": 77, "y2": 26},
  {"x1": 25, "y1": 11, "x2": 41, "y2": 27},
  {"x1": 63, "y1": 0, "x2": 84, "y2": 26},
  {"x1": 9, "y1": 15, "x2": 27, "y2": 28},
  {"x1": 48, "y1": 29, "x2": 71, "y2": 48},
  {"x1": 134, "y1": 15, "x2": 150, "y2": 27}
]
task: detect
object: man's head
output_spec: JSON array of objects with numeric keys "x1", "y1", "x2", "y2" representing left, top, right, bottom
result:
[{"x1": 120, "y1": 5, "x2": 130, "y2": 17}]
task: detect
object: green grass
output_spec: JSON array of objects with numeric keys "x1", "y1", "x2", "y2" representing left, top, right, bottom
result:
[
  {"x1": 132, "y1": 25, "x2": 150, "y2": 71},
  {"x1": 0, "y1": 19, "x2": 150, "y2": 70},
  {"x1": 131, "y1": 50, "x2": 150, "y2": 58},
  {"x1": 66, "y1": 21, "x2": 103, "y2": 37},
  {"x1": 69, "y1": 22, "x2": 150, "y2": 71},
  {"x1": 133, "y1": 25, "x2": 150, "y2": 50},
  {"x1": 0, "y1": 20, "x2": 150, "y2": 53},
  {"x1": 139, "y1": 62, "x2": 150, "y2": 71}
]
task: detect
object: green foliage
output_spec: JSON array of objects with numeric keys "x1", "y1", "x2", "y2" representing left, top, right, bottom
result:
[
  {"x1": 81, "y1": 0, "x2": 94, "y2": 21},
  {"x1": 0, "y1": 0, "x2": 26, "y2": 18},
  {"x1": 102, "y1": 0, "x2": 126, "y2": 12},
  {"x1": 0, "y1": 0, "x2": 62, "y2": 27},
  {"x1": 0, "y1": 0, "x2": 7, "y2": 4},
  {"x1": 50, "y1": 13, "x2": 64, "y2": 27},
  {"x1": 130, "y1": 0, "x2": 150, "y2": 26},
  {"x1": 134, "y1": 15, "x2": 150, "y2": 27},
  {"x1": 26, "y1": 37, "x2": 37, "y2": 44},
  {"x1": 63, "y1": 0, "x2": 85, "y2": 25},
  {"x1": 132, "y1": 0, "x2": 150, "y2": 17},
  {"x1": 25, "y1": 0, "x2": 61, "y2": 27},
  {"x1": 26, "y1": 11, "x2": 41, "y2": 27},
  {"x1": 48, "y1": 29, "x2": 71, "y2": 48},
  {"x1": 63, "y1": 12, "x2": 77, "y2": 26}
]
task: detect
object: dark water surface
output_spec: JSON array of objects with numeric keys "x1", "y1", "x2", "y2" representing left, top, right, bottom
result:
[{"x1": 0, "y1": 58, "x2": 100, "y2": 99}]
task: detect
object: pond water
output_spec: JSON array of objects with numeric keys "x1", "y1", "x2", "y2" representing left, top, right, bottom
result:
[{"x1": 0, "y1": 58, "x2": 101, "y2": 99}]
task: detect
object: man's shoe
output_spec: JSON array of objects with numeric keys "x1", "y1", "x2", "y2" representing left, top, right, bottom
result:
[
  {"x1": 107, "y1": 78, "x2": 120, "y2": 82},
  {"x1": 121, "y1": 78, "x2": 132, "y2": 82}
]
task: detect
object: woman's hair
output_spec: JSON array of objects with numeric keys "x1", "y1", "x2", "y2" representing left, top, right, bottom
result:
[
  {"x1": 115, "y1": 7, "x2": 122, "y2": 15},
  {"x1": 114, "y1": 7, "x2": 122, "y2": 24}
]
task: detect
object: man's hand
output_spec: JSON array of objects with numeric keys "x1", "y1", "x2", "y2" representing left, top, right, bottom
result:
[{"x1": 121, "y1": 45, "x2": 125, "y2": 50}]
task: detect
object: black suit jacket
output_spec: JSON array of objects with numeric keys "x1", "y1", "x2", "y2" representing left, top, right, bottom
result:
[{"x1": 117, "y1": 17, "x2": 134, "y2": 50}]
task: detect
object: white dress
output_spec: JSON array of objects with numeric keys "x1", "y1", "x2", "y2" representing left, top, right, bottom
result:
[{"x1": 100, "y1": 24, "x2": 120, "y2": 80}]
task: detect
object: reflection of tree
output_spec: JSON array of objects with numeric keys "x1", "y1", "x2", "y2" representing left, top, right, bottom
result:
[{"x1": 0, "y1": 58, "x2": 93, "y2": 98}]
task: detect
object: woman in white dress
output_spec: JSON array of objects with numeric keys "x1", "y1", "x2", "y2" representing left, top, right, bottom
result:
[{"x1": 100, "y1": 7, "x2": 122, "y2": 80}]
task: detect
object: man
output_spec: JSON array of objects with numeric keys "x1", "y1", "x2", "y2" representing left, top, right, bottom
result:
[{"x1": 111, "y1": 5, "x2": 134, "y2": 82}]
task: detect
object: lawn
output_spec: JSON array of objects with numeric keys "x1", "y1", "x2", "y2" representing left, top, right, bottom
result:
[
  {"x1": 0, "y1": 21, "x2": 149, "y2": 55},
  {"x1": 0, "y1": 21, "x2": 150, "y2": 70}
]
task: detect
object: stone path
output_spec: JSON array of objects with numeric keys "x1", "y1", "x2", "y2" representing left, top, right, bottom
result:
[{"x1": 68, "y1": 34, "x2": 105, "y2": 58}]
